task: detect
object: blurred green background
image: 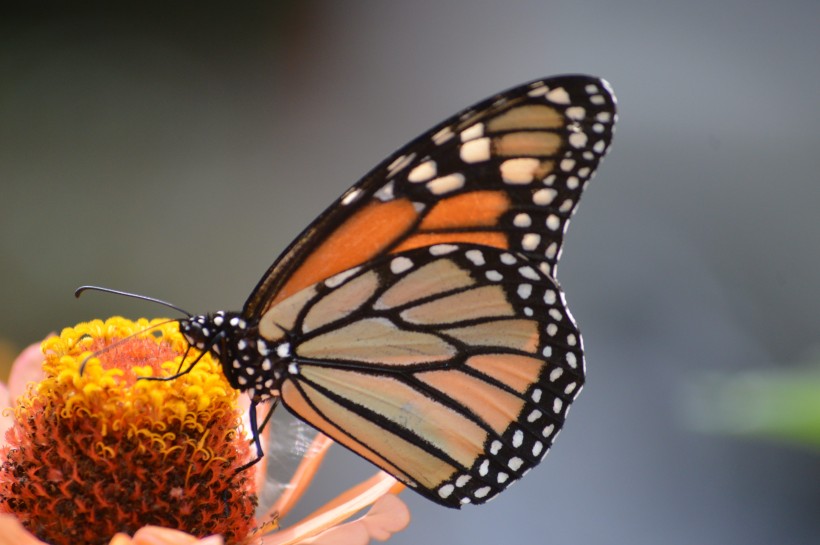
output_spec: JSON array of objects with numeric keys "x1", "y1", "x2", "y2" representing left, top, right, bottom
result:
[{"x1": 2, "y1": 2, "x2": 819, "y2": 544}]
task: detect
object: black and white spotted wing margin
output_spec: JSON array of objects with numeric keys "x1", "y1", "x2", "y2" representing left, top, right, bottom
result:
[{"x1": 257, "y1": 243, "x2": 583, "y2": 508}]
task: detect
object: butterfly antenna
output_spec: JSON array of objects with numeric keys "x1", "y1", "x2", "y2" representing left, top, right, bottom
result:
[{"x1": 75, "y1": 285, "x2": 193, "y2": 317}]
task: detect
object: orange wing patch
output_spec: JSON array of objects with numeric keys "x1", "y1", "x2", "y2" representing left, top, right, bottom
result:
[
  {"x1": 418, "y1": 190, "x2": 510, "y2": 231},
  {"x1": 273, "y1": 199, "x2": 420, "y2": 306}
]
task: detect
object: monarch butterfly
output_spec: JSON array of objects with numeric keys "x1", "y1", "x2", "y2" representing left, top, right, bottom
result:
[{"x1": 179, "y1": 75, "x2": 616, "y2": 508}]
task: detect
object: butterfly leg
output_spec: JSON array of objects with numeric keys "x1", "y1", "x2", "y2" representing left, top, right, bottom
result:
[{"x1": 233, "y1": 397, "x2": 280, "y2": 475}]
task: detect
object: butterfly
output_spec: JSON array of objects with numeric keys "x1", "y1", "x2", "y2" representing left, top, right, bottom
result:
[{"x1": 178, "y1": 75, "x2": 616, "y2": 508}]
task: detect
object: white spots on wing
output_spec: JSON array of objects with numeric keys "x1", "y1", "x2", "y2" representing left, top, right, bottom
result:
[
  {"x1": 531, "y1": 388, "x2": 542, "y2": 402},
  {"x1": 508, "y1": 456, "x2": 524, "y2": 471},
  {"x1": 532, "y1": 441, "x2": 544, "y2": 457},
  {"x1": 548, "y1": 308, "x2": 563, "y2": 321},
  {"x1": 527, "y1": 409, "x2": 542, "y2": 423},
  {"x1": 460, "y1": 137, "x2": 491, "y2": 163},
  {"x1": 374, "y1": 181, "x2": 395, "y2": 202},
  {"x1": 566, "y1": 333, "x2": 577, "y2": 346},
  {"x1": 546, "y1": 214, "x2": 561, "y2": 231},
  {"x1": 465, "y1": 249, "x2": 486, "y2": 266},
  {"x1": 545, "y1": 87, "x2": 570, "y2": 104},
  {"x1": 559, "y1": 199, "x2": 575, "y2": 213},
  {"x1": 500, "y1": 157, "x2": 540, "y2": 185},
  {"x1": 566, "y1": 352, "x2": 578, "y2": 369},
  {"x1": 485, "y1": 270, "x2": 503, "y2": 282},
  {"x1": 438, "y1": 484, "x2": 454, "y2": 499},
  {"x1": 542, "y1": 423, "x2": 555, "y2": 438},
  {"x1": 597, "y1": 111, "x2": 612, "y2": 123},
  {"x1": 565, "y1": 381, "x2": 578, "y2": 395},
  {"x1": 427, "y1": 173, "x2": 465, "y2": 195},
  {"x1": 257, "y1": 340, "x2": 269, "y2": 356},
  {"x1": 593, "y1": 140, "x2": 607, "y2": 154},
  {"x1": 569, "y1": 132, "x2": 588, "y2": 148},
  {"x1": 553, "y1": 398, "x2": 563, "y2": 413},
  {"x1": 429, "y1": 244, "x2": 458, "y2": 256},
  {"x1": 533, "y1": 188, "x2": 557, "y2": 205},
  {"x1": 387, "y1": 152, "x2": 415, "y2": 177},
  {"x1": 341, "y1": 188, "x2": 362, "y2": 205},
  {"x1": 276, "y1": 342, "x2": 291, "y2": 358},
  {"x1": 549, "y1": 367, "x2": 563, "y2": 382},
  {"x1": 479, "y1": 459, "x2": 490, "y2": 476},
  {"x1": 497, "y1": 472, "x2": 509, "y2": 484},
  {"x1": 545, "y1": 242, "x2": 558, "y2": 260},
  {"x1": 518, "y1": 266, "x2": 539, "y2": 280},
  {"x1": 590, "y1": 94, "x2": 606, "y2": 105},
  {"x1": 456, "y1": 474, "x2": 471, "y2": 487},
  {"x1": 408, "y1": 160, "x2": 437, "y2": 183},
  {"x1": 325, "y1": 267, "x2": 361, "y2": 288},
  {"x1": 546, "y1": 323, "x2": 558, "y2": 336},
  {"x1": 390, "y1": 256, "x2": 414, "y2": 274},
  {"x1": 527, "y1": 84, "x2": 548, "y2": 97},
  {"x1": 513, "y1": 213, "x2": 532, "y2": 228},
  {"x1": 560, "y1": 158, "x2": 576, "y2": 172},
  {"x1": 499, "y1": 253, "x2": 517, "y2": 265},
  {"x1": 432, "y1": 126, "x2": 455, "y2": 145},
  {"x1": 460, "y1": 122, "x2": 484, "y2": 142},
  {"x1": 565, "y1": 106, "x2": 585, "y2": 120},
  {"x1": 474, "y1": 486, "x2": 491, "y2": 499},
  {"x1": 567, "y1": 176, "x2": 580, "y2": 190},
  {"x1": 512, "y1": 429, "x2": 524, "y2": 448},
  {"x1": 517, "y1": 283, "x2": 532, "y2": 299},
  {"x1": 521, "y1": 233, "x2": 541, "y2": 251},
  {"x1": 490, "y1": 440, "x2": 502, "y2": 455},
  {"x1": 544, "y1": 289, "x2": 557, "y2": 305},
  {"x1": 541, "y1": 346, "x2": 555, "y2": 359}
]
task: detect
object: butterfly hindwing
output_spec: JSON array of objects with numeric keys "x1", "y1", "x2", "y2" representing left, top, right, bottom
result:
[
  {"x1": 243, "y1": 75, "x2": 616, "y2": 316},
  {"x1": 266, "y1": 243, "x2": 584, "y2": 507}
]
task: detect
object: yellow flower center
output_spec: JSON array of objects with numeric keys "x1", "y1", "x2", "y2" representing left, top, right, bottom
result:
[{"x1": 0, "y1": 317, "x2": 257, "y2": 545}]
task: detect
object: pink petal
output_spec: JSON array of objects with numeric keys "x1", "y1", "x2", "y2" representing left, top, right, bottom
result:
[
  {"x1": 263, "y1": 472, "x2": 406, "y2": 545},
  {"x1": 129, "y1": 526, "x2": 224, "y2": 545},
  {"x1": 301, "y1": 495, "x2": 411, "y2": 545},
  {"x1": 0, "y1": 515, "x2": 49, "y2": 545},
  {"x1": 263, "y1": 434, "x2": 334, "y2": 520},
  {"x1": 8, "y1": 340, "x2": 48, "y2": 402},
  {"x1": 0, "y1": 381, "x2": 12, "y2": 446}
]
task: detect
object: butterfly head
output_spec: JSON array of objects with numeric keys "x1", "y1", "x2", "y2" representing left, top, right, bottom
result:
[{"x1": 179, "y1": 311, "x2": 284, "y2": 400}]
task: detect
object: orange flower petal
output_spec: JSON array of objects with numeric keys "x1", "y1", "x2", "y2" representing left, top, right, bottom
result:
[
  {"x1": 301, "y1": 494, "x2": 411, "y2": 545},
  {"x1": 263, "y1": 472, "x2": 405, "y2": 545},
  {"x1": 130, "y1": 526, "x2": 224, "y2": 545},
  {"x1": 0, "y1": 515, "x2": 49, "y2": 545}
]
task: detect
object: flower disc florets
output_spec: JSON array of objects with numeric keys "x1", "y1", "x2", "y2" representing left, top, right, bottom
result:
[{"x1": 0, "y1": 317, "x2": 257, "y2": 545}]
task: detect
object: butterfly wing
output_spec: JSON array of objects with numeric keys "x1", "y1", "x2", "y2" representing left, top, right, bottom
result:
[
  {"x1": 243, "y1": 75, "x2": 616, "y2": 317},
  {"x1": 260, "y1": 244, "x2": 583, "y2": 507}
]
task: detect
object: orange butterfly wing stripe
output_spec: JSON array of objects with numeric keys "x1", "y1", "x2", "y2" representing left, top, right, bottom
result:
[
  {"x1": 271, "y1": 199, "x2": 418, "y2": 305},
  {"x1": 273, "y1": 190, "x2": 513, "y2": 305}
]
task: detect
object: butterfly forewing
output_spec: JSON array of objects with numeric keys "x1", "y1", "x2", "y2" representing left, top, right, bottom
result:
[
  {"x1": 243, "y1": 75, "x2": 616, "y2": 316},
  {"x1": 264, "y1": 243, "x2": 583, "y2": 507},
  {"x1": 180, "y1": 75, "x2": 616, "y2": 509}
]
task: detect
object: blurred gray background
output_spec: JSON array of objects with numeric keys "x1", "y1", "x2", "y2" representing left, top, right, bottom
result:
[{"x1": 2, "y1": 2, "x2": 819, "y2": 544}]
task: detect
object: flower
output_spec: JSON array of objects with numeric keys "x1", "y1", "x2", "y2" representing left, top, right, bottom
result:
[{"x1": 0, "y1": 319, "x2": 409, "y2": 545}]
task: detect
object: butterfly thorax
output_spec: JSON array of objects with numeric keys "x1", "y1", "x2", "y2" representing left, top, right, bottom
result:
[{"x1": 179, "y1": 311, "x2": 288, "y2": 401}]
